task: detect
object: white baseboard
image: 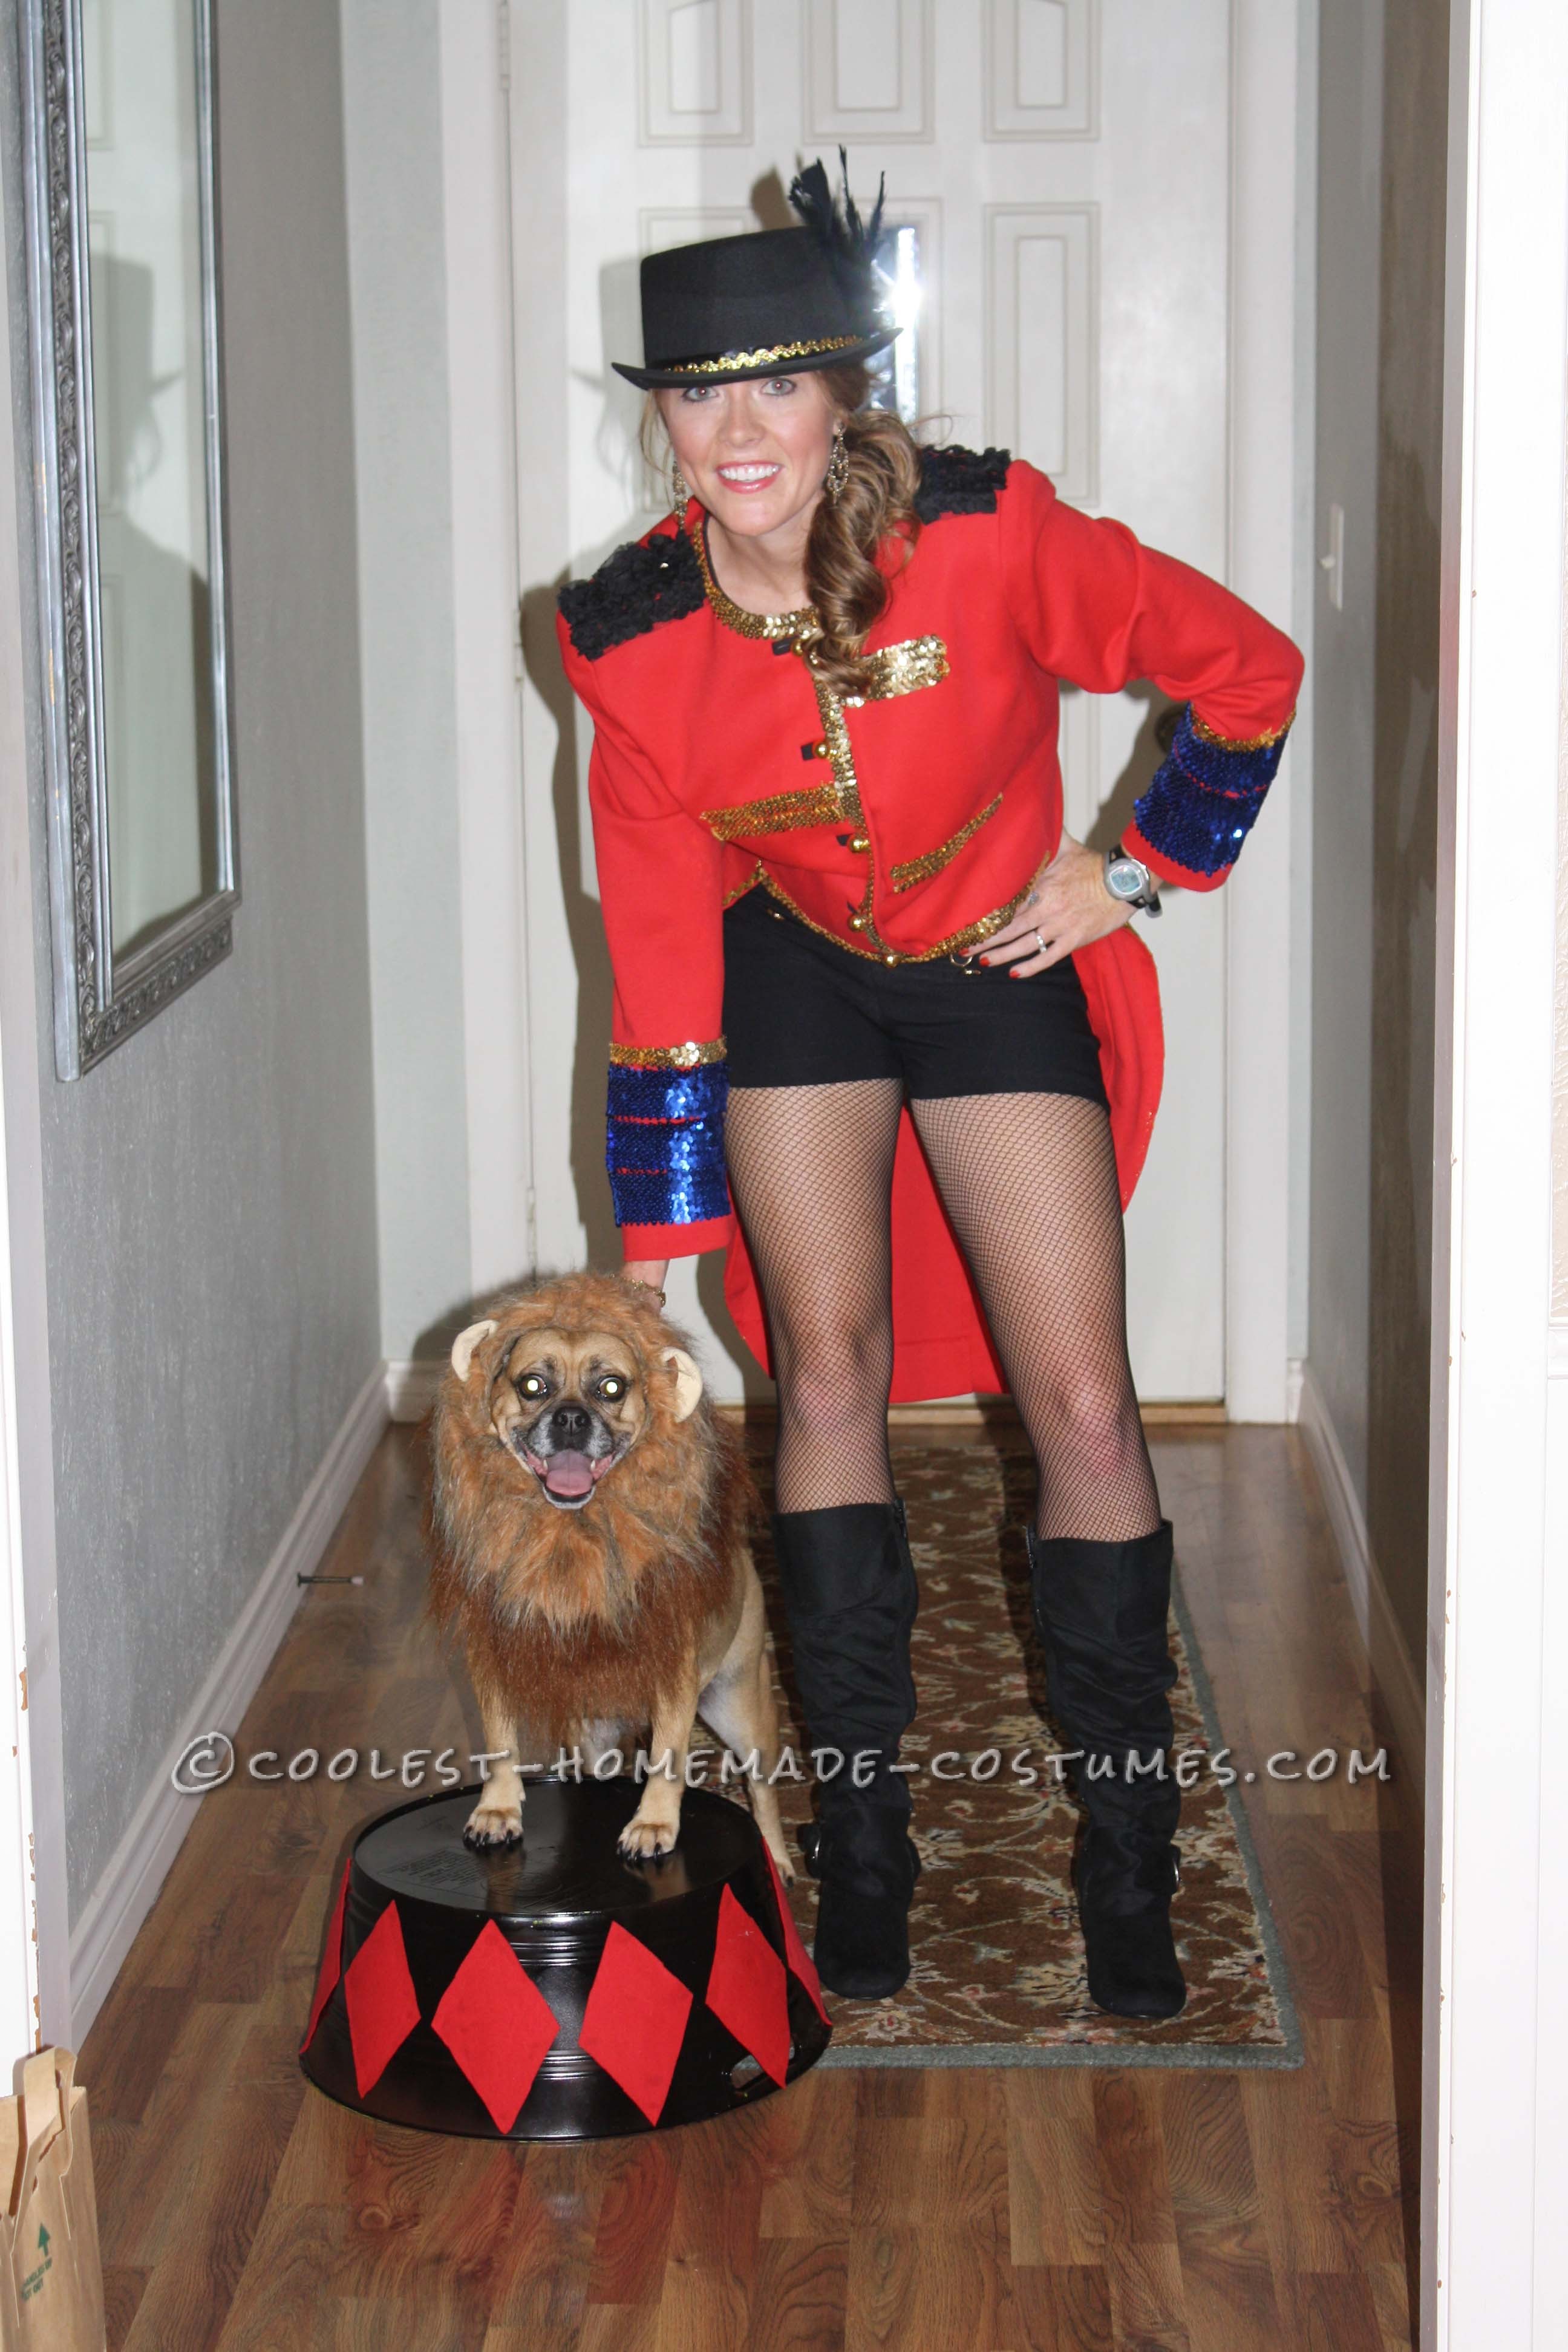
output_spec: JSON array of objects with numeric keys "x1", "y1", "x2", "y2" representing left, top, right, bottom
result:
[
  {"x1": 1296, "y1": 1361, "x2": 1425, "y2": 1785},
  {"x1": 1285, "y1": 1356, "x2": 1305, "y2": 1423},
  {"x1": 385, "y1": 1357, "x2": 440, "y2": 1423},
  {"x1": 68, "y1": 1361, "x2": 391, "y2": 2040}
]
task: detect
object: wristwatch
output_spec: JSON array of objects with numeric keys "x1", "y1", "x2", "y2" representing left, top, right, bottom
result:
[{"x1": 1103, "y1": 842, "x2": 1162, "y2": 917}]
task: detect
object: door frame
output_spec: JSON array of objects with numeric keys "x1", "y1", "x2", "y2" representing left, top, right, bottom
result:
[
  {"x1": 1424, "y1": 0, "x2": 1568, "y2": 2339},
  {"x1": 0, "y1": 136, "x2": 71, "y2": 2049},
  {"x1": 1224, "y1": 0, "x2": 1307, "y2": 1423}
]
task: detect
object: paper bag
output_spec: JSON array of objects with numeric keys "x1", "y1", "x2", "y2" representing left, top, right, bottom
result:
[{"x1": 0, "y1": 2050, "x2": 106, "y2": 2352}]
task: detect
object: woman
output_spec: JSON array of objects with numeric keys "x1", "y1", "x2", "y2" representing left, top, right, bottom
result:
[{"x1": 555, "y1": 164, "x2": 1302, "y2": 2013}]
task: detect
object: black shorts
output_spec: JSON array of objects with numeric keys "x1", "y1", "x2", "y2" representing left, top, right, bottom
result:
[{"x1": 721, "y1": 884, "x2": 1110, "y2": 1105}]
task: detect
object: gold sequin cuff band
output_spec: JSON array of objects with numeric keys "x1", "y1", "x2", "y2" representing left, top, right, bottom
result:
[
  {"x1": 1189, "y1": 705, "x2": 1297, "y2": 753},
  {"x1": 608, "y1": 1037, "x2": 727, "y2": 1072}
]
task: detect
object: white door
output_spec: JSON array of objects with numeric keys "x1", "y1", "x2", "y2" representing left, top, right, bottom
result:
[{"x1": 512, "y1": 0, "x2": 1233, "y2": 1403}]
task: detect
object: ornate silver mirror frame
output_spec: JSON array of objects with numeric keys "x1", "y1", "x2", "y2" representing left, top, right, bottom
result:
[{"x1": 20, "y1": 0, "x2": 237, "y2": 1079}]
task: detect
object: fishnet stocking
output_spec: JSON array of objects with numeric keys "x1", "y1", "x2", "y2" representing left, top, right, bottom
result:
[
  {"x1": 725, "y1": 1080, "x2": 903, "y2": 1512},
  {"x1": 911, "y1": 1091, "x2": 1161, "y2": 1541},
  {"x1": 726, "y1": 1079, "x2": 1161, "y2": 1540}
]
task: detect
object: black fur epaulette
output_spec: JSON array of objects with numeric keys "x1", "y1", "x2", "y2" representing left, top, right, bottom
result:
[
  {"x1": 913, "y1": 443, "x2": 1012, "y2": 523},
  {"x1": 557, "y1": 528, "x2": 705, "y2": 661}
]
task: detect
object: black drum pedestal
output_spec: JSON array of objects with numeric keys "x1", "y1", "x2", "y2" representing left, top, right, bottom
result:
[{"x1": 298, "y1": 1777, "x2": 831, "y2": 2140}]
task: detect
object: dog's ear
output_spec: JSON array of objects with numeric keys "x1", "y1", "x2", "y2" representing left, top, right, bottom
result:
[
  {"x1": 661, "y1": 1346, "x2": 704, "y2": 1422},
  {"x1": 450, "y1": 1318, "x2": 498, "y2": 1382}
]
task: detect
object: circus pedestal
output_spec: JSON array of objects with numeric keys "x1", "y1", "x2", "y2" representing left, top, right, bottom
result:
[{"x1": 298, "y1": 1776, "x2": 831, "y2": 2140}]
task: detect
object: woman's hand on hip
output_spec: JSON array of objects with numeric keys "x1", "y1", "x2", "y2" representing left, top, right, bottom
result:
[{"x1": 973, "y1": 832, "x2": 1130, "y2": 976}]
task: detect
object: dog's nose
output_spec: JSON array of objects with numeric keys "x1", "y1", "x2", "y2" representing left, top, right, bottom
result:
[{"x1": 549, "y1": 1403, "x2": 592, "y2": 1445}]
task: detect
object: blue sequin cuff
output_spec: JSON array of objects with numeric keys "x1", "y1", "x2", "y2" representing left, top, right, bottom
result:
[
  {"x1": 606, "y1": 1059, "x2": 730, "y2": 1229},
  {"x1": 1131, "y1": 704, "x2": 1293, "y2": 880}
]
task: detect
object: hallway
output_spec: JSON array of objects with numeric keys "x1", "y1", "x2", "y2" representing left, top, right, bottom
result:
[{"x1": 82, "y1": 1425, "x2": 1417, "y2": 2351}]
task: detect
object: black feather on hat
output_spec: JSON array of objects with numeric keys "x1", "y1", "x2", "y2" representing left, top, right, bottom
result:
[
  {"x1": 612, "y1": 152, "x2": 901, "y2": 391},
  {"x1": 786, "y1": 148, "x2": 891, "y2": 336}
]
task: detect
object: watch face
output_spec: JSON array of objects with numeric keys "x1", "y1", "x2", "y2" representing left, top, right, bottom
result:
[{"x1": 1106, "y1": 856, "x2": 1143, "y2": 900}]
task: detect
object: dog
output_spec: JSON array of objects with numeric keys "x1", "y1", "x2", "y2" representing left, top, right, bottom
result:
[{"x1": 425, "y1": 1269, "x2": 794, "y2": 1878}]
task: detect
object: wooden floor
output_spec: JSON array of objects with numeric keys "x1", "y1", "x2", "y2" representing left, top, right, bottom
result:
[{"x1": 81, "y1": 1423, "x2": 1421, "y2": 2351}]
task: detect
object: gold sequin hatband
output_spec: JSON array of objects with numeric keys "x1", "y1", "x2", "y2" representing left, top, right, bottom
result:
[
  {"x1": 611, "y1": 326, "x2": 900, "y2": 391},
  {"x1": 659, "y1": 336, "x2": 861, "y2": 376}
]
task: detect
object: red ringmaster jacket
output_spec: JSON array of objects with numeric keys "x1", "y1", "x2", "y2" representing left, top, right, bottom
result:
[{"x1": 555, "y1": 449, "x2": 1303, "y2": 1401}]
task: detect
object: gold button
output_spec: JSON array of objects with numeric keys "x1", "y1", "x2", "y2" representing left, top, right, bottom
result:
[
  {"x1": 848, "y1": 913, "x2": 866, "y2": 931},
  {"x1": 883, "y1": 952, "x2": 901, "y2": 967},
  {"x1": 812, "y1": 740, "x2": 830, "y2": 759},
  {"x1": 849, "y1": 834, "x2": 870, "y2": 854}
]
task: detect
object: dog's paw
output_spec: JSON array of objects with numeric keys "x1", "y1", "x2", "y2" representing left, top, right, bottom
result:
[
  {"x1": 463, "y1": 1802, "x2": 523, "y2": 1851},
  {"x1": 618, "y1": 1814, "x2": 679, "y2": 1862},
  {"x1": 766, "y1": 1839, "x2": 797, "y2": 1886}
]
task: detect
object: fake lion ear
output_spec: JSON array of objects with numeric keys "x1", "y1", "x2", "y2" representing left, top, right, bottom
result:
[
  {"x1": 450, "y1": 1318, "x2": 498, "y2": 1382},
  {"x1": 661, "y1": 1346, "x2": 704, "y2": 1422}
]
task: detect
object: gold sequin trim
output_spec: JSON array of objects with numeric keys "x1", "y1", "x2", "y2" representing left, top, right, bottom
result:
[
  {"x1": 809, "y1": 673, "x2": 866, "y2": 829},
  {"x1": 690, "y1": 514, "x2": 819, "y2": 641},
  {"x1": 608, "y1": 1037, "x2": 727, "y2": 1071},
  {"x1": 701, "y1": 786, "x2": 844, "y2": 843},
  {"x1": 664, "y1": 336, "x2": 861, "y2": 376},
  {"x1": 1189, "y1": 704, "x2": 1296, "y2": 752},
  {"x1": 888, "y1": 794, "x2": 1004, "y2": 892},
  {"x1": 690, "y1": 511, "x2": 953, "y2": 946},
  {"x1": 857, "y1": 635, "x2": 951, "y2": 702},
  {"x1": 724, "y1": 863, "x2": 765, "y2": 908},
  {"x1": 760, "y1": 861, "x2": 1047, "y2": 967}
]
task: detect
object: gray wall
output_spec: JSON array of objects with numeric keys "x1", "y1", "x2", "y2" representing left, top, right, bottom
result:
[
  {"x1": 339, "y1": 0, "x2": 472, "y2": 1368},
  {"x1": 1309, "y1": 0, "x2": 1382, "y2": 1512},
  {"x1": 1309, "y1": 0, "x2": 1445, "y2": 1676},
  {"x1": 1367, "y1": 0, "x2": 1445, "y2": 1670},
  {"x1": 4, "y1": 0, "x2": 380, "y2": 1919}
]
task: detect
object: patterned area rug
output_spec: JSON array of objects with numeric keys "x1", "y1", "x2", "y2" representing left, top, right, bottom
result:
[{"x1": 734, "y1": 1438, "x2": 1301, "y2": 2068}]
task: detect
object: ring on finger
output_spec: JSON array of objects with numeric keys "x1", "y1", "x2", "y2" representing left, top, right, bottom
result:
[{"x1": 1034, "y1": 928, "x2": 1045, "y2": 956}]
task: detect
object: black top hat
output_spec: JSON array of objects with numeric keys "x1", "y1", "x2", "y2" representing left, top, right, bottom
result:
[{"x1": 613, "y1": 155, "x2": 902, "y2": 391}]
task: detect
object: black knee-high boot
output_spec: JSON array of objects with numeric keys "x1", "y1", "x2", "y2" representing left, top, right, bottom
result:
[
  {"x1": 771, "y1": 1500, "x2": 921, "y2": 1999},
  {"x1": 1026, "y1": 1518, "x2": 1186, "y2": 2019}
]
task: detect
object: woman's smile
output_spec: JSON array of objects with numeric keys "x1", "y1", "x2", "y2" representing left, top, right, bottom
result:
[{"x1": 715, "y1": 462, "x2": 784, "y2": 491}]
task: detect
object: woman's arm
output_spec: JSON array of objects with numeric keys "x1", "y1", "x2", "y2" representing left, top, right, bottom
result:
[
  {"x1": 555, "y1": 611, "x2": 733, "y2": 1264},
  {"x1": 998, "y1": 460, "x2": 1304, "y2": 896},
  {"x1": 623, "y1": 1258, "x2": 671, "y2": 1295}
]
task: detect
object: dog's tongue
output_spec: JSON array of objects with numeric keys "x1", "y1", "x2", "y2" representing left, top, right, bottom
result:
[{"x1": 543, "y1": 1451, "x2": 595, "y2": 1500}]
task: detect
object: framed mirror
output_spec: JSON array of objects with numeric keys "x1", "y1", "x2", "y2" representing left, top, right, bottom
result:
[{"x1": 21, "y1": 0, "x2": 237, "y2": 1079}]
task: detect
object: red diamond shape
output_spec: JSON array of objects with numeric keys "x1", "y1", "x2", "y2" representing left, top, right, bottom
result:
[
  {"x1": 578, "y1": 1921, "x2": 693, "y2": 2126},
  {"x1": 704, "y1": 1884, "x2": 791, "y2": 2087},
  {"x1": 342, "y1": 1901, "x2": 421, "y2": 2097},
  {"x1": 431, "y1": 1920, "x2": 560, "y2": 2132},
  {"x1": 299, "y1": 1860, "x2": 351, "y2": 2054},
  {"x1": 762, "y1": 1844, "x2": 829, "y2": 2025}
]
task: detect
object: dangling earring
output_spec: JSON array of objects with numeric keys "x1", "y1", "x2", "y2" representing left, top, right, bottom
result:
[
  {"x1": 670, "y1": 456, "x2": 690, "y2": 522},
  {"x1": 825, "y1": 421, "x2": 849, "y2": 505}
]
